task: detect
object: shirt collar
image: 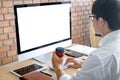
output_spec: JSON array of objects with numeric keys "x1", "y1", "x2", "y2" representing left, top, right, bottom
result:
[{"x1": 99, "y1": 30, "x2": 120, "y2": 47}]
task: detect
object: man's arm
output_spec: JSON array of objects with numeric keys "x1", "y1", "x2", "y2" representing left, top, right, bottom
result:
[
  {"x1": 54, "y1": 67, "x2": 65, "y2": 79},
  {"x1": 52, "y1": 52, "x2": 71, "y2": 80},
  {"x1": 52, "y1": 52, "x2": 83, "y2": 80}
]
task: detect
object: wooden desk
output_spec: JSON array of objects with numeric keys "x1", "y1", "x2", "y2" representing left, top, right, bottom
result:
[{"x1": 0, "y1": 55, "x2": 87, "y2": 80}]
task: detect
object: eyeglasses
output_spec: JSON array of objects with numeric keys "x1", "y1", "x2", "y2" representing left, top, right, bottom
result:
[{"x1": 89, "y1": 15, "x2": 96, "y2": 20}]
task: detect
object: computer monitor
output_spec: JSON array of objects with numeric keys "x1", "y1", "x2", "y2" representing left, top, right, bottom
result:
[{"x1": 14, "y1": 1, "x2": 72, "y2": 62}]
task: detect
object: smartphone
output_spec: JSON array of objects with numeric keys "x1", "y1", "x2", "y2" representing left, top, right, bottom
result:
[{"x1": 65, "y1": 50, "x2": 85, "y2": 58}]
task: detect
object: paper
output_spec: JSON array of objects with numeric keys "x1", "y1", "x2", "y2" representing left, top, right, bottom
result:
[{"x1": 66, "y1": 44, "x2": 97, "y2": 55}]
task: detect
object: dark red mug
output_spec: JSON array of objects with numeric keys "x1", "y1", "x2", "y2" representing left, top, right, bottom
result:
[{"x1": 55, "y1": 47, "x2": 64, "y2": 58}]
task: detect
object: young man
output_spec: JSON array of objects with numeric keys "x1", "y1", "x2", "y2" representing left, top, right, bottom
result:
[{"x1": 52, "y1": 0, "x2": 120, "y2": 80}]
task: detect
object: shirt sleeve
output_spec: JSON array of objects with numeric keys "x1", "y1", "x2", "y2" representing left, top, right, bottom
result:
[{"x1": 59, "y1": 53, "x2": 103, "y2": 80}]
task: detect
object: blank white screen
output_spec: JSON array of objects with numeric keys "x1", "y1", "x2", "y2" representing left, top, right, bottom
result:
[{"x1": 17, "y1": 4, "x2": 71, "y2": 52}]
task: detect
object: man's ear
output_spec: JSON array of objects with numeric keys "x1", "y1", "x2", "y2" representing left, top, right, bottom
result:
[{"x1": 98, "y1": 17, "x2": 105, "y2": 26}]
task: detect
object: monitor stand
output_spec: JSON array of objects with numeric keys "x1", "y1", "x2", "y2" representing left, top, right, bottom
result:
[{"x1": 34, "y1": 53, "x2": 52, "y2": 64}]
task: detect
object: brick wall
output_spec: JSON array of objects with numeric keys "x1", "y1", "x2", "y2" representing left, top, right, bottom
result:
[{"x1": 0, "y1": 0, "x2": 91, "y2": 66}]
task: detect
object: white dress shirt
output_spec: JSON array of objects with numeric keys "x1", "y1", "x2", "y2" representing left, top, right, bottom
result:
[{"x1": 60, "y1": 30, "x2": 120, "y2": 80}]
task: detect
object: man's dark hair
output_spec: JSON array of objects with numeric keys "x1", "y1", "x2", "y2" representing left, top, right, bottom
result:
[{"x1": 92, "y1": 0, "x2": 120, "y2": 31}]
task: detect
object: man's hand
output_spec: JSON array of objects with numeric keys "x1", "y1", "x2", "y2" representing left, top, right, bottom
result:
[
  {"x1": 65, "y1": 57, "x2": 84, "y2": 69},
  {"x1": 52, "y1": 52, "x2": 64, "y2": 70}
]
